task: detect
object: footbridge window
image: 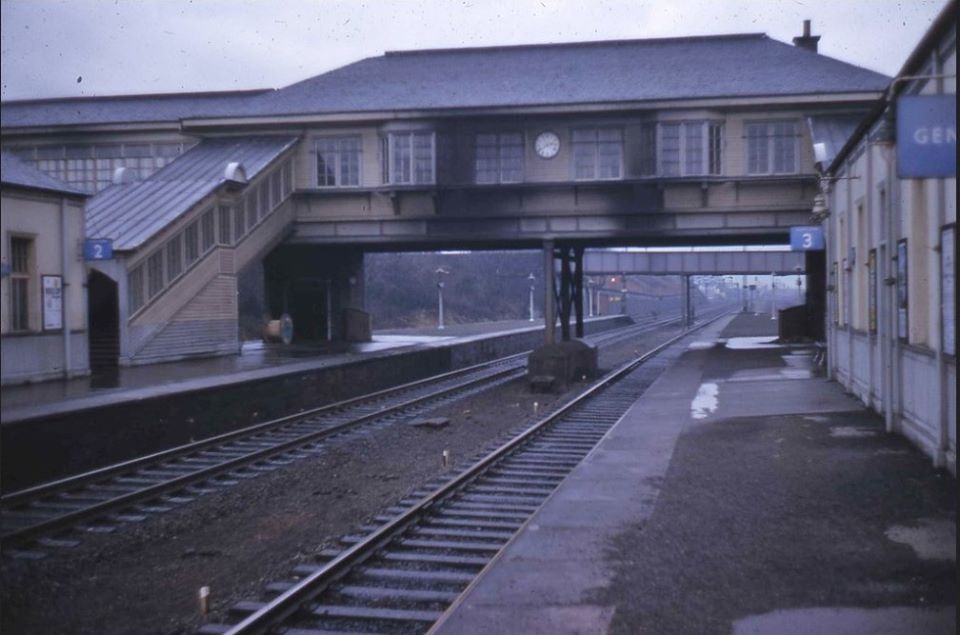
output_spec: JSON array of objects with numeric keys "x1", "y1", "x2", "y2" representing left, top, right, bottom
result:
[
  {"x1": 656, "y1": 121, "x2": 723, "y2": 177},
  {"x1": 745, "y1": 120, "x2": 799, "y2": 175},
  {"x1": 316, "y1": 136, "x2": 362, "y2": 187},
  {"x1": 475, "y1": 132, "x2": 523, "y2": 184},
  {"x1": 385, "y1": 131, "x2": 435, "y2": 185},
  {"x1": 573, "y1": 127, "x2": 623, "y2": 180}
]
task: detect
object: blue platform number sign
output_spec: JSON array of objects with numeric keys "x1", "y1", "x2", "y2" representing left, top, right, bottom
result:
[
  {"x1": 84, "y1": 238, "x2": 113, "y2": 261},
  {"x1": 790, "y1": 226, "x2": 824, "y2": 251},
  {"x1": 897, "y1": 95, "x2": 956, "y2": 178}
]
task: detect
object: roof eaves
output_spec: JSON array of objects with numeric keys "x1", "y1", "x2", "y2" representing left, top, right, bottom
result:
[{"x1": 0, "y1": 181, "x2": 90, "y2": 199}]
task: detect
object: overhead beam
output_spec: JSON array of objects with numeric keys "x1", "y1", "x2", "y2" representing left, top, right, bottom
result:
[{"x1": 582, "y1": 249, "x2": 806, "y2": 275}]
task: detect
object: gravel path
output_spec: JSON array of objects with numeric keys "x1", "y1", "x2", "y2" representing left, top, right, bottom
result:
[{"x1": 0, "y1": 324, "x2": 679, "y2": 635}]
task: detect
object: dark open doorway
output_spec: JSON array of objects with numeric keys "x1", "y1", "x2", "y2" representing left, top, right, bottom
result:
[{"x1": 88, "y1": 270, "x2": 119, "y2": 371}]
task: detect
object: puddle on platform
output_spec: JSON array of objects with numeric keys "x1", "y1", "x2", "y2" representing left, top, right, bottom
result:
[
  {"x1": 829, "y1": 426, "x2": 878, "y2": 438},
  {"x1": 690, "y1": 382, "x2": 719, "y2": 419},
  {"x1": 886, "y1": 519, "x2": 957, "y2": 561},
  {"x1": 725, "y1": 336, "x2": 781, "y2": 350}
]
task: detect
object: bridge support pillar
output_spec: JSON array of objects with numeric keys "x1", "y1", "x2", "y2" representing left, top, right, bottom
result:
[
  {"x1": 543, "y1": 240, "x2": 556, "y2": 345},
  {"x1": 681, "y1": 275, "x2": 692, "y2": 328},
  {"x1": 556, "y1": 245, "x2": 584, "y2": 342}
]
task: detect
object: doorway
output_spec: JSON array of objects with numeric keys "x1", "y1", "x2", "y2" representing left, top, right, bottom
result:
[{"x1": 88, "y1": 270, "x2": 119, "y2": 370}]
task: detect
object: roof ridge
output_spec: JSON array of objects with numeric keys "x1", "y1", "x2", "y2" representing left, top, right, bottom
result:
[{"x1": 383, "y1": 33, "x2": 768, "y2": 57}]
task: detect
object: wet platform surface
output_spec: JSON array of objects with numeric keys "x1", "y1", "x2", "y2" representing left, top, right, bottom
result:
[
  {"x1": 0, "y1": 318, "x2": 548, "y2": 424},
  {"x1": 432, "y1": 313, "x2": 956, "y2": 635}
]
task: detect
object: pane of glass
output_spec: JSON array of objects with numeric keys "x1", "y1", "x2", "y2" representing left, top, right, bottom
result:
[
  {"x1": 201, "y1": 210, "x2": 215, "y2": 251},
  {"x1": 660, "y1": 123, "x2": 680, "y2": 177},
  {"x1": 746, "y1": 123, "x2": 768, "y2": 174},
  {"x1": 185, "y1": 223, "x2": 199, "y2": 264},
  {"x1": 317, "y1": 152, "x2": 334, "y2": 185},
  {"x1": 392, "y1": 134, "x2": 411, "y2": 184},
  {"x1": 234, "y1": 206, "x2": 246, "y2": 243},
  {"x1": 598, "y1": 141, "x2": 622, "y2": 178},
  {"x1": 772, "y1": 122, "x2": 796, "y2": 173},
  {"x1": 499, "y1": 135, "x2": 523, "y2": 183},
  {"x1": 148, "y1": 251, "x2": 164, "y2": 298},
  {"x1": 128, "y1": 266, "x2": 144, "y2": 313},
  {"x1": 684, "y1": 123, "x2": 703, "y2": 175},
  {"x1": 709, "y1": 124, "x2": 723, "y2": 174},
  {"x1": 475, "y1": 134, "x2": 499, "y2": 183},
  {"x1": 218, "y1": 206, "x2": 232, "y2": 244},
  {"x1": 246, "y1": 192, "x2": 258, "y2": 228},
  {"x1": 413, "y1": 133, "x2": 433, "y2": 184},
  {"x1": 166, "y1": 235, "x2": 183, "y2": 280},
  {"x1": 573, "y1": 142, "x2": 596, "y2": 179}
]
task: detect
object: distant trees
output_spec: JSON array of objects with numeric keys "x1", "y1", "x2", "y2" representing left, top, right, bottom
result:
[{"x1": 366, "y1": 251, "x2": 542, "y2": 328}]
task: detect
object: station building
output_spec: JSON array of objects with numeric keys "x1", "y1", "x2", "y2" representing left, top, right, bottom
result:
[
  {"x1": 1, "y1": 23, "x2": 889, "y2": 374},
  {"x1": 822, "y1": 1, "x2": 956, "y2": 473},
  {"x1": 1, "y1": 152, "x2": 90, "y2": 383}
]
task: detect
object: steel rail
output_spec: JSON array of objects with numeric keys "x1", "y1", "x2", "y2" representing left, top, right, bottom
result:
[
  {"x1": 1, "y1": 352, "x2": 528, "y2": 507},
  {"x1": 222, "y1": 312, "x2": 730, "y2": 635},
  {"x1": 0, "y1": 360, "x2": 526, "y2": 547}
]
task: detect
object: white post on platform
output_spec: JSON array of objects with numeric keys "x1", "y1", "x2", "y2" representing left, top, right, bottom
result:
[
  {"x1": 528, "y1": 272, "x2": 536, "y2": 321},
  {"x1": 770, "y1": 271, "x2": 777, "y2": 320},
  {"x1": 435, "y1": 267, "x2": 448, "y2": 330}
]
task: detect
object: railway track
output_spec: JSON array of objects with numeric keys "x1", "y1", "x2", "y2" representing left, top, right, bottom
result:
[
  {"x1": 0, "y1": 317, "x2": 680, "y2": 556},
  {"x1": 198, "y1": 314, "x2": 725, "y2": 635}
]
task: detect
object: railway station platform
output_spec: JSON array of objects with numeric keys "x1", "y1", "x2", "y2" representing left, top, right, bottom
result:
[
  {"x1": 0, "y1": 318, "x2": 563, "y2": 423},
  {"x1": 0, "y1": 316, "x2": 628, "y2": 492},
  {"x1": 432, "y1": 313, "x2": 957, "y2": 635}
]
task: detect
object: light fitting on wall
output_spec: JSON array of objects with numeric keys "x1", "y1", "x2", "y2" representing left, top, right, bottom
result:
[{"x1": 810, "y1": 192, "x2": 830, "y2": 222}]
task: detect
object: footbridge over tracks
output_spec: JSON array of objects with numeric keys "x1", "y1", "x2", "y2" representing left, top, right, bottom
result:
[
  {"x1": 581, "y1": 248, "x2": 809, "y2": 329},
  {"x1": 582, "y1": 248, "x2": 805, "y2": 276}
]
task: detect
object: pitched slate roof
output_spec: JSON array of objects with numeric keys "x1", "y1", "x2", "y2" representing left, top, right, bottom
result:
[
  {"x1": 0, "y1": 151, "x2": 88, "y2": 196},
  {"x1": 86, "y1": 136, "x2": 297, "y2": 251},
  {"x1": 0, "y1": 89, "x2": 268, "y2": 130},
  {"x1": 233, "y1": 34, "x2": 890, "y2": 118},
  {"x1": 1, "y1": 34, "x2": 890, "y2": 130}
]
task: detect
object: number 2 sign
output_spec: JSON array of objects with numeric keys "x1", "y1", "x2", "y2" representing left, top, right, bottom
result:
[{"x1": 83, "y1": 238, "x2": 114, "y2": 261}]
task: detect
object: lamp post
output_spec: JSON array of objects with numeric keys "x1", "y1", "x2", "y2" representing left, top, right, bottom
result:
[
  {"x1": 770, "y1": 271, "x2": 777, "y2": 320},
  {"x1": 527, "y1": 272, "x2": 536, "y2": 322},
  {"x1": 795, "y1": 265, "x2": 804, "y2": 304},
  {"x1": 435, "y1": 267, "x2": 448, "y2": 330}
]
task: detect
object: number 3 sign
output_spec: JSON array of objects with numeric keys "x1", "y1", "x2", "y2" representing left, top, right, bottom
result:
[{"x1": 790, "y1": 226, "x2": 824, "y2": 251}]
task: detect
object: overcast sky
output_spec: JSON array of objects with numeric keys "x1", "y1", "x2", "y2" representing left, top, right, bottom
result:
[{"x1": 0, "y1": 0, "x2": 949, "y2": 102}]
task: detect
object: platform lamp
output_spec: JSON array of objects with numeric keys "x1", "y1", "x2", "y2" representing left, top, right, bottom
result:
[
  {"x1": 770, "y1": 271, "x2": 777, "y2": 320},
  {"x1": 435, "y1": 267, "x2": 449, "y2": 330},
  {"x1": 527, "y1": 273, "x2": 536, "y2": 322}
]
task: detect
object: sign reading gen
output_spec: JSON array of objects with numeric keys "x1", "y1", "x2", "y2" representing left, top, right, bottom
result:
[{"x1": 897, "y1": 95, "x2": 956, "y2": 178}]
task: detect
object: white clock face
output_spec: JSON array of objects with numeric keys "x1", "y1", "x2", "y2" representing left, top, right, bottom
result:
[{"x1": 535, "y1": 131, "x2": 560, "y2": 159}]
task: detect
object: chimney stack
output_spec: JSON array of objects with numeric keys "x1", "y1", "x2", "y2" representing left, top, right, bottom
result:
[{"x1": 793, "y1": 19, "x2": 821, "y2": 53}]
